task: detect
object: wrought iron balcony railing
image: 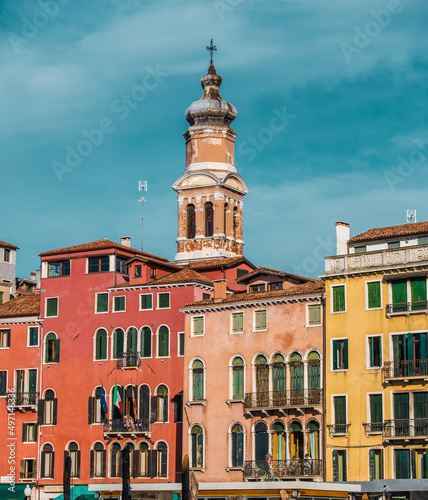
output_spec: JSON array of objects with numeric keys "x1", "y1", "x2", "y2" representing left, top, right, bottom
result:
[
  {"x1": 327, "y1": 423, "x2": 350, "y2": 435},
  {"x1": 244, "y1": 389, "x2": 322, "y2": 410},
  {"x1": 243, "y1": 459, "x2": 322, "y2": 480},
  {"x1": 103, "y1": 418, "x2": 150, "y2": 435},
  {"x1": 382, "y1": 359, "x2": 428, "y2": 380},
  {"x1": 386, "y1": 301, "x2": 428, "y2": 315},
  {"x1": 384, "y1": 419, "x2": 428, "y2": 439},
  {"x1": 117, "y1": 352, "x2": 141, "y2": 369},
  {"x1": 5, "y1": 392, "x2": 39, "y2": 408},
  {"x1": 363, "y1": 422, "x2": 385, "y2": 434}
]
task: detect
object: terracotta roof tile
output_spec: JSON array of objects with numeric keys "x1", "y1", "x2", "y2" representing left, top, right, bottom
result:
[
  {"x1": 188, "y1": 256, "x2": 255, "y2": 271},
  {"x1": 40, "y1": 239, "x2": 168, "y2": 261},
  {"x1": 184, "y1": 280, "x2": 323, "y2": 308},
  {"x1": 240, "y1": 266, "x2": 316, "y2": 283},
  {"x1": 0, "y1": 240, "x2": 18, "y2": 250},
  {"x1": 350, "y1": 221, "x2": 428, "y2": 244},
  {"x1": 0, "y1": 296, "x2": 40, "y2": 317},
  {"x1": 117, "y1": 268, "x2": 214, "y2": 288}
]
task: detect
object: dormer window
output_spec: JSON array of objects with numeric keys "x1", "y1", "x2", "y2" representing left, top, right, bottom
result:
[
  {"x1": 150, "y1": 268, "x2": 156, "y2": 279},
  {"x1": 135, "y1": 265, "x2": 142, "y2": 277},
  {"x1": 269, "y1": 283, "x2": 283, "y2": 291},
  {"x1": 251, "y1": 284, "x2": 265, "y2": 292},
  {"x1": 116, "y1": 257, "x2": 128, "y2": 274}
]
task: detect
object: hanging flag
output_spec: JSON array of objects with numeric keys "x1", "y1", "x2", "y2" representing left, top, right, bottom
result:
[
  {"x1": 113, "y1": 382, "x2": 124, "y2": 414},
  {"x1": 100, "y1": 384, "x2": 108, "y2": 419}
]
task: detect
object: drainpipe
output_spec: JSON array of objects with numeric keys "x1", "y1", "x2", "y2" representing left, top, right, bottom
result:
[
  {"x1": 37, "y1": 290, "x2": 43, "y2": 500},
  {"x1": 321, "y1": 289, "x2": 327, "y2": 481}
]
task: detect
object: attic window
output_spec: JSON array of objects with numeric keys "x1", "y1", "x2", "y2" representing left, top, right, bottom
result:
[
  {"x1": 236, "y1": 268, "x2": 248, "y2": 286},
  {"x1": 150, "y1": 268, "x2": 156, "y2": 279},
  {"x1": 354, "y1": 246, "x2": 366, "y2": 253},
  {"x1": 419, "y1": 236, "x2": 428, "y2": 245},
  {"x1": 4, "y1": 249, "x2": 10, "y2": 262},
  {"x1": 269, "y1": 283, "x2": 283, "y2": 291},
  {"x1": 135, "y1": 265, "x2": 142, "y2": 277},
  {"x1": 388, "y1": 241, "x2": 400, "y2": 249},
  {"x1": 251, "y1": 284, "x2": 265, "y2": 292}
]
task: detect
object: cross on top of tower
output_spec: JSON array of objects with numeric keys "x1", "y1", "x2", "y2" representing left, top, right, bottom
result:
[{"x1": 206, "y1": 38, "x2": 217, "y2": 64}]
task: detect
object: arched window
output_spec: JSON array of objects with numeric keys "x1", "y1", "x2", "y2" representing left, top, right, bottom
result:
[
  {"x1": 95, "y1": 329, "x2": 107, "y2": 360},
  {"x1": 272, "y1": 422, "x2": 285, "y2": 461},
  {"x1": 45, "y1": 332, "x2": 59, "y2": 363},
  {"x1": 66, "y1": 442, "x2": 80, "y2": 478},
  {"x1": 223, "y1": 203, "x2": 228, "y2": 235},
  {"x1": 139, "y1": 385, "x2": 150, "y2": 431},
  {"x1": 141, "y1": 327, "x2": 152, "y2": 358},
  {"x1": 187, "y1": 204, "x2": 196, "y2": 239},
  {"x1": 156, "y1": 442, "x2": 168, "y2": 477},
  {"x1": 231, "y1": 423, "x2": 244, "y2": 467},
  {"x1": 192, "y1": 359, "x2": 204, "y2": 401},
  {"x1": 158, "y1": 326, "x2": 169, "y2": 357},
  {"x1": 42, "y1": 389, "x2": 57, "y2": 425},
  {"x1": 111, "y1": 385, "x2": 124, "y2": 420},
  {"x1": 111, "y1": 442, "x2": 121, "y2": 478},
  {"x1": 138, "y1": 442, "x2": 149, "y2": 477},
  {"x1": 154, "y1": 385, "x2": 168, "y2": 423},
  {"x1": 233, "y1": 206, "x2": 238, "y2": 239},
  {"x1": 308, "y1": 421, "x2": 320, "y2": 461},
  {"x1": 255, "y1": 421, "x2": 268, "y2": 462},
  {"x1": 88, "y1": 386, "x2": 102, "y2": 424},
  {"x1": 41, "y1": 443, "x2": 54, "y2": 478},
  {"x1": 290, "y1": 352, "x2": 304, "y2": 404},
  {"x1": 191, "y1": 425, "x2": 204, "y2": 468},
  {"x1": 289, "y1": 421, "x2": 304, "y2": 460},
  {"x1": 126, "y1": 327, "x2": 138, "y2": 353},
  {"x1": 272, "y1": 353, "x2": 286, "y2": 405},
  {"x1": 204, "y1": 202, "x2": 213, "y2": 237},
  {"x1": 232, "y1": 357, "x2": 244, "y2": 400},
  {"x1": 255, "y1": 355, "x2": 269, "y2": 406},
  {"x1": 112, "y1": 328, "x2": 124, "y2": 359},
  {"x1": 91, "y1": 442, "x2": 106, "y2": 478},
  {"x1": 124, "y1": 386, "x2": 137, "y2": 419},
  {"x1": 308, "y1": 351, "x2": 321, "y2": 393}
]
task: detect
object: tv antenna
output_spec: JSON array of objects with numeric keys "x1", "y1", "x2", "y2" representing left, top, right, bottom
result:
[
  {"x1": 406, "y1": 209, "x2": 417, "y2": 224},
  {"x1": 138, "y1": 181, "x2": 148, "y2": 250}
]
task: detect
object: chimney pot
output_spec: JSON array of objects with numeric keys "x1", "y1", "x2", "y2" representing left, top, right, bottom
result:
[
  {"x1": 335, "y1": 221, "x2": 350, "y2": 255},
  {"x1": 120, "y1": 236, "x2": 132, "y2": 248},
  {"x1": 213, "y1": 279, "x2": 227, "y2": 302}
]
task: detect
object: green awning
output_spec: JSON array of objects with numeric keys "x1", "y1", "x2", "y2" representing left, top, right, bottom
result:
[
  {"x1": 0, "y1": 483, "x2": 32, "y2": 500},
  {"x1": 54, "y1": 485, "x2": 97, "y2": 500}
]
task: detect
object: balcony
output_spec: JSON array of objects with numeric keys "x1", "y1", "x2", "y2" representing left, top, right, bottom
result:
[
  {"x1": 116, "y1": 352, "x2": 141, "y2": 369},
  {"x1": 386, "y1": 301, "x2": 428, "y2": 316},
  {"x1": 327, "y1": 423, "x2": 350, "y2": 437},
  {"x1": 5, "y1": 392, "x2": 39, "y2": 411},
  {"x1": 382, "y1": 359, "x2": 428, "y2": 382},
  {"x1": 384, "y1": 419, "x2": 428, "y2": 440},
  {"x1": 103, "y1": 418, "x2": 150, "y2": 438},
  {"x1": 363, "y1": 422, "x2": 385, "y2": 435},
  {"x1": 244, "y1": 389, "x2": 322, "y2": 415},
  {"x1": 243, "y1": 459, "x2": 322, "y2": 481}
]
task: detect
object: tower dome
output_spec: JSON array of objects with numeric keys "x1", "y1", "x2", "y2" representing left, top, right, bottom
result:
[{"x1": 184, "y1": 63, "x2": 237, "y2": 127}]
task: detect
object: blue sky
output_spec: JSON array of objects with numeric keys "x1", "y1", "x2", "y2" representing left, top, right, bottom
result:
[{"x1": 1, "y1": 0, "x2": 427, "y2": 279}]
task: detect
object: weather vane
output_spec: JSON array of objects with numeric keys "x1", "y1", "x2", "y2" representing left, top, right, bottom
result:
[{"x1": 206, "y1": 38, "x2": 217, "y2": 64}]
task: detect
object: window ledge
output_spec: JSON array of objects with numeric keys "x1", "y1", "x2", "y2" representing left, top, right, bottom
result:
[
  {"x1": 226, "y1": 467, "x2": 244, "y2": 472},
  {"x1": 186, "y1": 400, "x2": 206, "y2": 406},
  {"x1": 226, "y1": 399, "x2": 243, "y2": 405},
  {"x1": 252, "y1": 329, "x2": 268, "y2": 333},
  {"x1": 190, "y1": 468, "x2": 204, "y2": 472}
]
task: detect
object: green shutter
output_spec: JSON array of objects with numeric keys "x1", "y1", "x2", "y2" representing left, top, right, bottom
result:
[
  {"x1": 193, "y1": 317, "x2": 204, "y2": 336},
  {"x1": 141, "y1": 294, "x2": 152, "y2": 310},
  {"x1": 332, "y1": 450, "x2": 338, "y2": 481},
  {"x1": 192, "y1": 361, "x2": 204, "y2": 400},
  {"x1": 395, "y1": 449, "x2": 410, "y2": 479},
  {"x1": 53, "y1": 339, "x2": 60, "y2": 362},
  {"x1": 333, "y1": 286, "x2": 345, "y2": 312},
  {"x1": 141, "y1": 328, "x2": 152, "y2": 357},
  {"x1": 100, "y1": 331, "x2": 107, "y2": 359},
  {"x1": 370, "y1": 394, "x2": 383, "y2": 430},
  {"x1": 46, "y1": 298, "x2": 58, "y2": 317},
  {"x1": 233, "y1": 363, "x2": 244, "y2": 399},
  {"x1": 367, "y1": 282, "x2": 381, "y2": 309},
  {"x1": 255, "y1": 310, "x2": 266, "y2": 330},
  {"x1": 334, "y1": 396, "x2": 346, "y2": 425},
  {"x1": 394, "y1": 392, "x2": 409, "y2": 420},
  {"x1": 29, "y1": 370, "x2": 37, "y2": 393},
  {"x1": 369, "y1": 450, "x2": 375, "y2": 480},
  {"x1": 333, "y1": 340, "x2": 338, "y2": 370},
  {"x1": 392, "y1": 280, "x2": 407, "y2": 306},
  {"x1": 414, "y1": 392, "x2": 428, "y2": 419},
  {"x1": 96, "y1": 293, "x2": 108, "y2": 313},
  {"x1": 411, "y1": 278, "x2": 427, "y2": 310},
  {"x1": 159, "y1": 293, "x2": 169, "y2": 308},
  {"x1": 343, "y1": 339, "x2": 348, "y2": 369},
  {"x1": 232, "y1": 313, "x2": 243, "y2": 332},
  {"x1": 179, "y1": 333, "x2": 184, "y2": 356},
  {"x1": 308, "y1": 304, "x2": 321, "y2": 325}
]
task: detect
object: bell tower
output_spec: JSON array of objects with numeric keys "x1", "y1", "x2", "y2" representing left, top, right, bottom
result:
[{"x1": 172, "y1": 47, "x2": 248, "y2": 264}]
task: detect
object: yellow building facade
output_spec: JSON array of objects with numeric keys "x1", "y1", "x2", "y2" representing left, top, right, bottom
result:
[{"x1": 323, "y1": 221, "x2": 428, "y2": 498}]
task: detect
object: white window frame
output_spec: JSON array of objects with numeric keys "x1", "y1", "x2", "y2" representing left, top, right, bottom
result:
[
  {"x1": 188, "y1": 424, "x2": 205, "y2": 470},
  {"x1": 330, "y1": 284, "x2": 347, "y2": 314},
  {"x1": 306, "y1": 303, "x2": 322, "y2": 327},
  {"x1": 253, "y1": 309, "x2": 267, "y2": 332},
  {"x1": 95, "y1": 292, "x2": 109, "y2": 314},
  {"x1": 45, "y1": 297, "x2": 59, "y2": 318},
  {"x1": 27, "y1": 325, "x2": 40, "y2": 347},
  {"x1": 139, "y1": 293, "x2": 153, "y2": 311},
  {"x1": 330, "y1": 337, "x2": 348, "y2": 372},
  {"x1": 0, "y1": 329, "x2": 10, "y2": 349},
  {"x1": 366, "y1": 334, "x2": 383, "y2": 369},
  {"x1": 189, "y1": 357, "x2": 206, "y2": 403},
  {"x1": 365, "y1": 280, "x2": 383, "y2": 311},
  {"x1": 228, "y1": 355, "x2": 246, "y2": 402},
  {"x1": 178, "y1": 332, "x2": 185, "y2": 357},
  {"x1": 366, "y1": 391, "x2": 384, "y2": 433},
  {"x1": 331, "y1": 393, "x2": 348, "y2": 430},
  {"x1": 93, "y1": 328, "x2": 108, "y2": 362},
  {"x1": 157, "y1": 292, "x2": 171, "y2": 309},
  {"x1": 191, "y1": 315, "x2": 205, "y2": 337},
  {"x1": 228, "y1": 421, "x2": 246, "y2": 469},
  {"x1": 230, "y1": 311, "x2": 244, "y2": 334}
]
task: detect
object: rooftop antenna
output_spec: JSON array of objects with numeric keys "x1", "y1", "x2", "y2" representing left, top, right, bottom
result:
[
  {"x1": 406, "y1": 209, "x2": 417, "y2": 224},
  {"x1": 138, "y1": 181, "x2": 148, "y2": 250}
]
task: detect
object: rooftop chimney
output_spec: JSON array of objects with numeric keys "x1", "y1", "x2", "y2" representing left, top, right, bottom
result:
[
  {"x1": 335, "y1": 221, "x2": 350, "y2": 255},
  {"x1": 120, "y1": 236, "x2": 132, "y2": 248},
  {"x1": 213, "y1": 279, "x2": 227, "y2": 302}
]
